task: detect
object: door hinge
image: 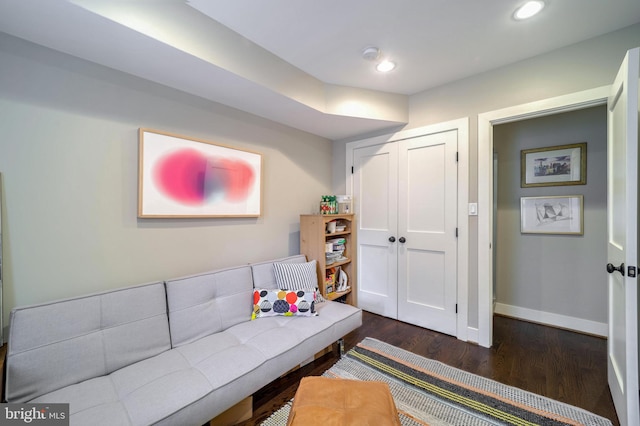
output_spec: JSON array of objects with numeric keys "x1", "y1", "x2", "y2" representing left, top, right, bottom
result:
[
  {"x1": 351, "y1": 166, "x2": 354, "y2": 174},
  {"x1": 628, "y1": 265, "x2": 637, "y2": 278},
  {"x1": 455, "y1": 227, "x2": 458, "y2": 237},
  {"x1": 456, "y1": 152, "x2": 459, "y2": 162},
  {"x1": 455, "y1": 304, "x2": 458, "y2": 314}
]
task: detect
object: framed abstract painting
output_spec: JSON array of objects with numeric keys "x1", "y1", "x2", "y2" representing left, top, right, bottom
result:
[{"x1": 138, "y1": 129, "x2": 262, "y2": 218}]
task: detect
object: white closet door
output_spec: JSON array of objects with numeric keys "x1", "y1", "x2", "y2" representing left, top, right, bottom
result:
[
  {"x1": 397, "y1": 131, "x2": 458, "y2": 335},
  {"x1": 354, "y1": 143, "x2": 398, "y2": 318}
]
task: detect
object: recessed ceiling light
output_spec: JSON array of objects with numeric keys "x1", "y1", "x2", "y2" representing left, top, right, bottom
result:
[
  {"x1": 514, "y1": 0, "x2": 545, "y2": 20},
  {"x1": 376, "y1": 60, "x2": 396, "y2": 73}
]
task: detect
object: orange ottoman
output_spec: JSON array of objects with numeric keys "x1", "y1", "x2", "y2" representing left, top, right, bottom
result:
[{"x1": 286, "y1": 377, "x2": 401, "y2": 426}]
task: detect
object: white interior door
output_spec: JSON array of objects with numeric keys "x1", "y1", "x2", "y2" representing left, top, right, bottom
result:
[
  {"x1": 397, "y1": 132, "x2": 458, "y2": 335},
  {"x1": 354, "y1": 143, "x2": 398, "y2": 318},
  {"x1": 607, "y1": 47, "x2": 639, "y2": 426}
]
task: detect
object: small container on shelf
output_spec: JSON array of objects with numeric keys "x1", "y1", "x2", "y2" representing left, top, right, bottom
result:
[
  {"x1": 336, "y1": 195, "x2": 352, "y2": 214},
  {"x1": 325, "y1": 270, "x2": 336, "y2": 290},
  {"x1": 326, "y1": 251, "x2": 341, "y2": 265},
  {"x1": 320, "y1": 196, "x2": 338, "y2": 215}
]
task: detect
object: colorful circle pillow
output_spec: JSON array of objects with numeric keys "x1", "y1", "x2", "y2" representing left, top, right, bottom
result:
[{"x1": 252, "y1": 289, "x2": 317, "y2": 320}]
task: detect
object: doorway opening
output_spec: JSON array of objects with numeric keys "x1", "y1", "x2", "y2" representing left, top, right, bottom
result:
[
  {"x1": 477, "y1": 86, "x2": 610, "y2": 348},
  {"x1": 492, "y1": 106, "x2": 608, "y2": 336}
]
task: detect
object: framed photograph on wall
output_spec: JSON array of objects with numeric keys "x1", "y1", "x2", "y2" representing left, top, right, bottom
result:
[
  {"x1": 138, "y1": 129, "x2": 262, "y2": 218},
  {"x1": 521, "y1": 195, "x2": 584, "y2": 235},
  {"x1": 521, "y1": 142, "x2": 586, "y2": 187}
]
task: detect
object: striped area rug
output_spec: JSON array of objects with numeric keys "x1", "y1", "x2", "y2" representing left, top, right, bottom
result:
[{"x1": 261, "y1": 337, "x2": 613, "y2": 426}]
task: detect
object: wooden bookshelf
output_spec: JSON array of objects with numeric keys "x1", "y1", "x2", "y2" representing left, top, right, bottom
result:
[{"x1": 300, "y1": 214, "x2": 356, "y2": 306}]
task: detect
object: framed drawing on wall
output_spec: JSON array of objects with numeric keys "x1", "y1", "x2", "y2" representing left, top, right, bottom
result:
[
  {"x1": 138, "y1": 129, "x2": 262, "y2": 218},
  {"x1": 521, "y1": 195, "x2": 584, "y2": 235},
  {"x1": 521, "y1": 142, "x2": 586, "y2": 187}
]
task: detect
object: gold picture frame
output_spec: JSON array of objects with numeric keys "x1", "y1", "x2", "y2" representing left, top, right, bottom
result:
[{"x1": 521, "y1": 142, "x2": 586, "y2": 187}]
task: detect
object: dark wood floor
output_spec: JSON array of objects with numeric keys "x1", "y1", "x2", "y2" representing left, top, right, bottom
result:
[{"x1": 241, "y1": 312, "x2": 619, "y2": 425}]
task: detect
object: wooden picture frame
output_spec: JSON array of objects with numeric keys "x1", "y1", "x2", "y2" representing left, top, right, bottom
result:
[
  {"x1": 138, "y1": 129, "x2": 262, "y2": 218},
  {"x1": 520, "y1": 195, "x2": 584, "y2": 235},
  {"x1": 521, "y1": 142, "x2": 586, "y2": 187}
]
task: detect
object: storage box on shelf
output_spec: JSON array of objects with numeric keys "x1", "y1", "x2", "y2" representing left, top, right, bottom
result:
[{"x1": 300, "y1": 214, "x2": 356, "y2": 305}]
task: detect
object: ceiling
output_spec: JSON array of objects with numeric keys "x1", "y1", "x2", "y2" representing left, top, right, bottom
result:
[{"x1": 1, "y1": 0, "x2": 639, "y2": 140}]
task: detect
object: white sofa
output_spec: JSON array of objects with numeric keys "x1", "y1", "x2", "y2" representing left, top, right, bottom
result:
[{"x1": 4, "y1": 255, "x2": 362, "y2": 425}]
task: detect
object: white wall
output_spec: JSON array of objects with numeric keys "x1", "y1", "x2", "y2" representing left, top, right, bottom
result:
[
  {"x1": 0, "y1": 34, "x2": 332, "y2": 327},
  {"x1": 333, "y1": 23, "x2": 640, "y2": 329},
  {"x1": 493, "y1": 106, "x2": 607, "y2": 334}
]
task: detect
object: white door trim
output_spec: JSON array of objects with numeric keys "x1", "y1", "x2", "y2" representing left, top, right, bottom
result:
[
  {"x1": 346, "y1": 118, "x2": 470, "y2": 341},
  {"x1": 477, "y1": 86, "x2": 610, "y2": 348}
]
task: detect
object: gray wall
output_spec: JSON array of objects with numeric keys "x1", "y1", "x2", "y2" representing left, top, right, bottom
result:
[
  {"x1": 334, "y1": 23, "x2": 640, "y2": 330},
  {"x1": 0, "y1": 34, "x2": 332, "y2": 327},
  {"x1": 493, "y1": 106, "x2": 607, "y2": 324},
  {"x1": 2, "y1": 21, "x2": 639, "y2": 335}
]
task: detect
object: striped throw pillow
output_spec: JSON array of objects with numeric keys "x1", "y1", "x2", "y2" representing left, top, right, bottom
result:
[{"x1": 273, "y1": 260, "x2": 318, "y2": 291}]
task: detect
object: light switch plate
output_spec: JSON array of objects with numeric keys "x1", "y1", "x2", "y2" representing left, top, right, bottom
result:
[{"x1": 468, "y1": 203, "x2": 478, "y2": 216}]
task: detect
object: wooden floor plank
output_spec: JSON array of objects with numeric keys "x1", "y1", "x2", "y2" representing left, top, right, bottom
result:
[{"x1": 240, "y1": 311, "x2": 618, "y2": 425}]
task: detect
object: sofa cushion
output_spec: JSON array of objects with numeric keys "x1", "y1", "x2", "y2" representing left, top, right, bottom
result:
[
  {"x1": 6, "y1": 281, "x2": 171, "y2": 403},
  {"x1": 174, "y1": 332, "x2": 267, "y2": 390},
  {"x1": 227, "y1": 301, "x2": 360, "y2": 360},
  {"x1": 250, "y1": 254, "x2": 307, "y2": 289},
  {"x1": 32, "y1": 349, "x2": 214, "y2": 426},
  {"x1": 31, "y1": 376, "x2": 128, "y2": 426},
  {"x1": 165, "y1": 265, "x2": 254, "y2": 348}
]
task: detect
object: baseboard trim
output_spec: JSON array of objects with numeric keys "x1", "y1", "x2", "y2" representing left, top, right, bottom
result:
[
  {"x1": 466, "y1": 327, "x2": 479, "y2": 344},
  {"x1": 494, "y1": 303, "x2": 607, "y2": 337}
]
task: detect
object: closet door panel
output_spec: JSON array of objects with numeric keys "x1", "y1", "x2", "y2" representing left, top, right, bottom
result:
[
  {"x1": 354, "y1": 143, "x2": 398, "y2": 318},
  {"x1": 397, "y1": 131, "x2": 458, "y2": 335},
  {"x1": 406, "y1": 249, "x2": 445, "y2": 308},
  {"x1": 406, "y1": 142, "x2": 446, "y2": 233}
]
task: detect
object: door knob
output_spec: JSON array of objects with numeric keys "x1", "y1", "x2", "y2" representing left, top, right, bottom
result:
[
  {"x1": 388, "y1": 236, "x2": 396, "y2": 243},
  {"x1": 399, "y1": 237, "x2": 406, "y2": 243},
  {"x1": 606, "y1": 263, "x2": 625, "y2": 276}
]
